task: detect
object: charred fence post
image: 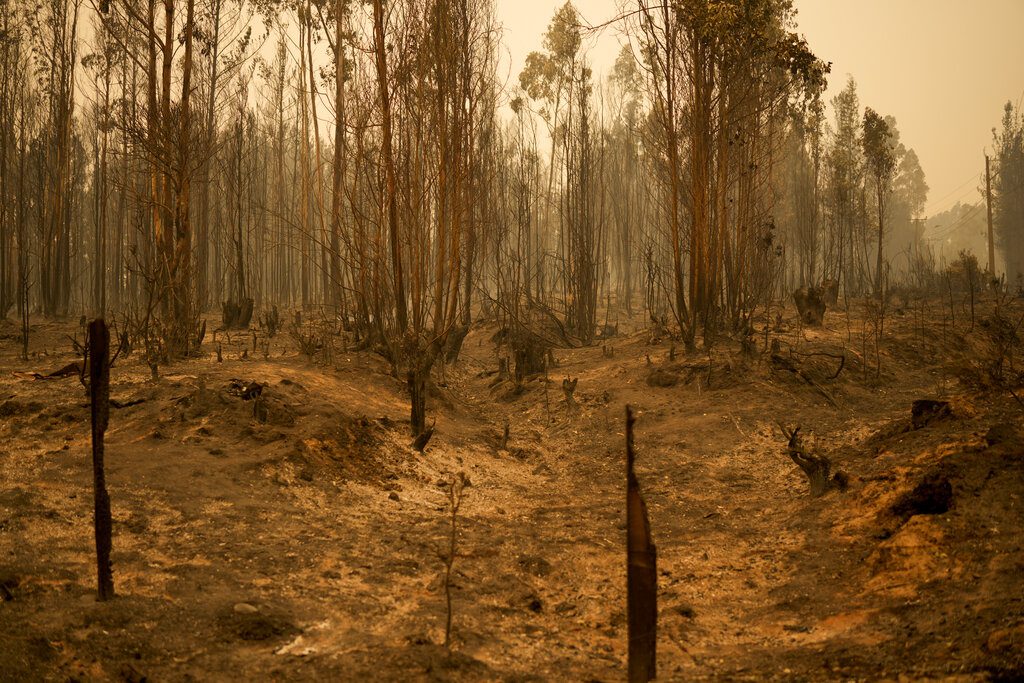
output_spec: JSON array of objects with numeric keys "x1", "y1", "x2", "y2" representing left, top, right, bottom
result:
[
  {"x1": 89, "y1": 319, "x2": 115, "y2": 601},
  {"x1": 626, "y1": 406, "x2": 656, "y2": 681}
]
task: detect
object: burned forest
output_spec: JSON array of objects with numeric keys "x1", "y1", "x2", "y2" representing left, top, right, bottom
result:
[{"x1": 1, "y1": 0, "x2": 1023, "y2": 680}]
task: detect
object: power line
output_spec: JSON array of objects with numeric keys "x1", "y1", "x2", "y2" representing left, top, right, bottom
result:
[
  {"x1": 923, "y1": 172, "x2": 981, "y2": 216},
  {"x1": 924, "y1": 204, "x2": 984, "y2": 241},
  {"x1": 924, "y1": 91, "x2": 1024, "y2": 220},
  {"x1": 927, "y1": 205, "x2": 982, "y2": 240}
]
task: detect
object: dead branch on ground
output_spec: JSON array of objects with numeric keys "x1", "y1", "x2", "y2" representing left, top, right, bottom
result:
[{"x1": 777, "y1": 424, "x2": 848, "y2": 497}]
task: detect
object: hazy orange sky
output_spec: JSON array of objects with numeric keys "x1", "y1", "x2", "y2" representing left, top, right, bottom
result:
[{"x1": 495, "y1": 0, "x2": 1024, "y2": 220}]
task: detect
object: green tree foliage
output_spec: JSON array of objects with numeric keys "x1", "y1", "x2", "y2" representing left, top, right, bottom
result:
[
  {"x1": 518, "y1": 1, "x2": 580, "y2": 119},
  {"x1": 634, "y1": 0, "x2": 828, "y2": 345},
  {"x1": 861, "y1": 111, "x2": 894, "y2": 181},
  {"x1": 885, "y1": 145, "x2": 929, "y2": 266},
  {"x1": 862, "y1": 107, "x2": 897, "y2": 293},
  {"x1": 992, "y1": 102, "x2": 1024, "y2": 286},
  {"x1": 777, "y1": 101, "x2": 823, "y2": 287},
  {"x1": 823, "y1": 77, "x2": 865, "y2": 289}
]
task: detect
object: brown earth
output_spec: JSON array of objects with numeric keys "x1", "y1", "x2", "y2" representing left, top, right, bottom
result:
[{"x1": 1, "y1": 296, "x2": 1022, "y2": 682}]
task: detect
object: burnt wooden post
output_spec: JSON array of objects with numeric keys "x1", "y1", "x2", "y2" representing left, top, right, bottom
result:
[
  {"x1": 89, "y1": 318, "x2": 115, "y2": 601},
  {"x1": 626, "y1": 406, "x2": 656, "y2": 681}
]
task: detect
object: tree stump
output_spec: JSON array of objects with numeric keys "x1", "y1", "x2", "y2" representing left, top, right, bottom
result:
[
  {"x1": 820, "y1": 278, "x2": 840, "y2": 307},
  {"x1": 793, "y1": 286, "x2": 826, "y2": 326},
  {"x1": 562, "y1": 377, "x2": 578, "y2": 407},
  {"x1": 222, "y1": 298, "x2": 254, "y2": 330},
  {"x1": 780, "y1": 425, "x2": 848, "y2": 497},
  {"x1": 646, "y1": 368, "x2": 680, "y2": 388}
]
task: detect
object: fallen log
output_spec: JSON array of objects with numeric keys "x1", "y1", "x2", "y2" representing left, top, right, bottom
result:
[
  {"x1": 15, "y1": 362, "x2": 83, "y2": 381},
  {"x1": 771, "y1": 353, "x2": 838, "y2": 407}
]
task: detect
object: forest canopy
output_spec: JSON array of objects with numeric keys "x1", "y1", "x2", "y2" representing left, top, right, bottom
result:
[{"x1": 0, "y1": 0, "x2": 1019, "y2": 393}]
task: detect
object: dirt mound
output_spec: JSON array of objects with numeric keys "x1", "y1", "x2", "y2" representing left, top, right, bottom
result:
[
  {"x1": 644, "y1": 354, "x2": 744, "y2": 390},
  {"x1": 216, "y1": 603, "x2": 299, "y2": 642},
  {"x1": 283, "y1": 416, "x2": 395, "y2": 483}
]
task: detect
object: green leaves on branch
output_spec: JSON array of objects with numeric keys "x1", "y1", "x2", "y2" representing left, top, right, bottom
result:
[{"x1": 862, "y1": 107, "x2": 897, "y2": 188}]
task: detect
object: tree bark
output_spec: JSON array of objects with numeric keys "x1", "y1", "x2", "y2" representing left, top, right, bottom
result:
[{"x1": 329, "y1": 0, "x2": 346, "y2": 317}]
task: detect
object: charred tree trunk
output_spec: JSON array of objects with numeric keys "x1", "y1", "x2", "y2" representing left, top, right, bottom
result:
[
  {"x1": 626, "y1": 406, "x2": 656, "y2": 681},
  {"x1": 17, "y1": 99, "x2": 28, "y2": 361},
  {"x1": 408, "y1": 365, "x2": 427, "y2": 438},
  {"x1": 89, "y1": 319, "x2": 114, "y2": 601},
  {"x1": 329, "y1": 0, "x2": 346, "y2": 316}
]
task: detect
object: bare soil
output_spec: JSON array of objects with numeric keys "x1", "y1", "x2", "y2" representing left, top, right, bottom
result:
[{"x1": 1, "y1": 297, "x2": 1022, "y2": 681}]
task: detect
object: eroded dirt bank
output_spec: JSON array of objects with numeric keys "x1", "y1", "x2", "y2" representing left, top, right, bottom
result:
[{"x1": 1, "y1": 300, "x2": 1023, "y2": 681}]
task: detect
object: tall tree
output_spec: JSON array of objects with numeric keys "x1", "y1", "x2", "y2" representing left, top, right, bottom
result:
[
  {"x1": 862, "y1": 107, "x2": 896, "y2": 296},
  {"x1": 992, "y1": 102, "x2": 1024, "y2": 286},
  {"x1": 823, "y1": 77, "x2": 864, "y2": 295}
]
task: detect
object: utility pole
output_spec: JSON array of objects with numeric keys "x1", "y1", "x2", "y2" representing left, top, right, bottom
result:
[{"x1": 986, "y1": 154, "x2": 995, "y2": 276}]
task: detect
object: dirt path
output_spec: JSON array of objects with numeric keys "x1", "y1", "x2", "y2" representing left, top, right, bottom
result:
[{"x1": 444, "y1": 312, "x2": 1023, "y2": 680}]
